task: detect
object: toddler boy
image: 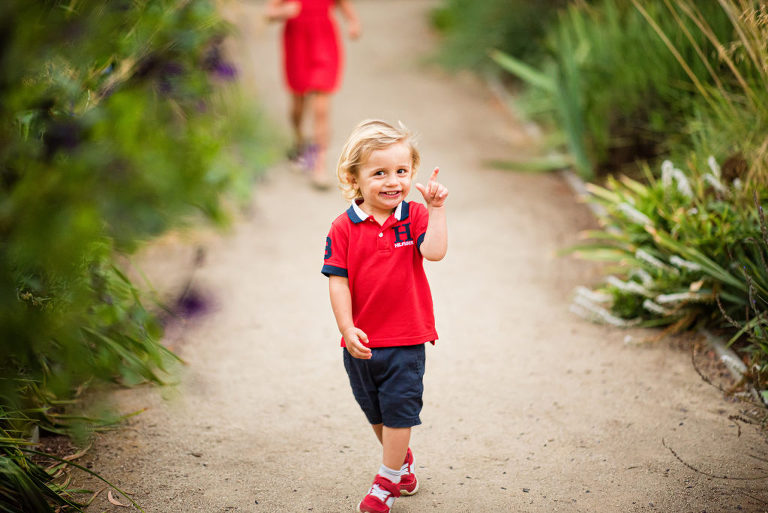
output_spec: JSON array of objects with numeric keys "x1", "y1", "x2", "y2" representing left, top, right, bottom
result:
[{"x1": 322, "y1": 119, "x2": 448, "y2": 513}]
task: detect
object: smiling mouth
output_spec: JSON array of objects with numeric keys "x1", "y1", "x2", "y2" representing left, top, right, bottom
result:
[{"x1": 380, "y1": 191, "x2": 401, "y2": 197}]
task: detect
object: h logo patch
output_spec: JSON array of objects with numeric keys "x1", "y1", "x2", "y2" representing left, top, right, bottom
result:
[{"x1": 393, "y1": 223, "x2": 413, "y2": 243}]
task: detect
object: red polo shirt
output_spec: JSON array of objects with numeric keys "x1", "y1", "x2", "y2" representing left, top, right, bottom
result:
[{"x1": 322, "y1": 200, "x2": 438, "y2": 348}]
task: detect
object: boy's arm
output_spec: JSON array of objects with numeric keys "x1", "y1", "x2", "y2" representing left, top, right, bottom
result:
[
  {"x1": 329, "y1": 275, "x2": 371, "y2": 359},
  {"x1": 414, "y1": 167, "x2": 448, "y2": 261},
  {"x1": 264, "y1": 0, "x2": 300, "y2": 22},
  {"x1": 335, "y1": 0, "x2": 361, "y2": 39}
]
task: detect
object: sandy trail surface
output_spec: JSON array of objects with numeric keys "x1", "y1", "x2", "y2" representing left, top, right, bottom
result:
[{"x1": 82, "y1": 1, "x2": 767, "y2": 511}]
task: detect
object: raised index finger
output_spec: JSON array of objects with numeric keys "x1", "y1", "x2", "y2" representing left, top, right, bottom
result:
[{"x1": 429, "y1": 167, "x2": 440, "y2": 183}]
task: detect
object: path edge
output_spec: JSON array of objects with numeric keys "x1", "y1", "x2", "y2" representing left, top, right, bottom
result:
[{"x1": 481, "y1": 69, "x2": 752, "y2": 391}]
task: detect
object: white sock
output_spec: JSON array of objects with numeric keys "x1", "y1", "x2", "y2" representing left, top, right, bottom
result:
[{"x1": 378, "y1": 464, "x2": 402, "y2": 484}]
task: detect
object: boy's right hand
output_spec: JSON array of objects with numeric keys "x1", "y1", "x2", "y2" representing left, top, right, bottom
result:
[{"x1": 343, "y1": 327, "x2": 372, "y2": 359}]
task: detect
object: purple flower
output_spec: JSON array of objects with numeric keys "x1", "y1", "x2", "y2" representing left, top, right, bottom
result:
[{"x1": 211, "y1": 61, "x2": 237, "y2": 81}]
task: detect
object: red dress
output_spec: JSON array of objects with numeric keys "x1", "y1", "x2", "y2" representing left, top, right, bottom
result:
[{"x1": 282, "y1": 0, "x2": 342, "y2": 94}]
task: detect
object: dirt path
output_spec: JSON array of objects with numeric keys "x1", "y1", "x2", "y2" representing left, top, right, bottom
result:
[{"x1": 83, "y1": 1, "x2": 767, "y2": 511}]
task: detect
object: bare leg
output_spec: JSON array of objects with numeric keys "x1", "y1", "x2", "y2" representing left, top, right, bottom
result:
[
  {"x1": 289, "y1": 93, "x2": 306, "y2": 148},
  {"x1": 382, "y1": 426, "x2": 410, "y2": 471},
  {"x1": 310, "y1": 92, "x2": 331, "y2": 185},
  {"x1": 371, "y1": 423, "x2": 383, "y2": 444}
]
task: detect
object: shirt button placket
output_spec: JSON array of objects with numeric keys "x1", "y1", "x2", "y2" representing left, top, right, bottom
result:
[{"x1": 377, "y1": 229, "x2": 390, "y2": 252}]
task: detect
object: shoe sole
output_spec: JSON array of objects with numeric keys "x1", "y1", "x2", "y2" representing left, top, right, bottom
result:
[{"x1": 399, "y1": 479, "x2": 419, "y2": 496}]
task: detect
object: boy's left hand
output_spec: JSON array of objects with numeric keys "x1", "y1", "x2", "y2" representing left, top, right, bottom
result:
[{"x1": 414, "y1": 167, "x2": 448, "y2": 208}]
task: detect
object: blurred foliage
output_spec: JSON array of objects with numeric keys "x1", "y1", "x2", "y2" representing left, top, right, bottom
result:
[
  {"x1": 640, "y1": 0, "x2": 768, "y2": 188},
  {"x1": 491, "y1": 0, "x2": 735, "y2": 180},
  {"x1": 550, "y1": 0, "x2": 768, "y2": 380},
  {"x1": 430, "y1": 0, "x2": 569, "y2": 72},
  {"x1": 0, "y1": 0, "x2": 272, "y2": 509}
]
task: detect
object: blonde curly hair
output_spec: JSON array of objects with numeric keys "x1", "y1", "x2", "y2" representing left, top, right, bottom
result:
[{"x1": 336, "y1": 119, "x2": 420, "y2": 200}]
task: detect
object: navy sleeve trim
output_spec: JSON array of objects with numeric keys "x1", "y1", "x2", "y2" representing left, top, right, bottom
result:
[
  {"x1": 322, "y1": 264, "x2": 348, "y2": 278},
  {"x1": 416, "y1": 233, "x2": 426, "y2": 250}
]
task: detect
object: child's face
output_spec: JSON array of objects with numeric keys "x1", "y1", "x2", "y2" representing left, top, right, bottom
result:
[{"x1": 353, "y1": 141, "x2": 414, "y2": 218}]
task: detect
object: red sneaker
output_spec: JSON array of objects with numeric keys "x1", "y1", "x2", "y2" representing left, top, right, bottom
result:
[
  {"x1": 399, "y1": 448, "x2": 419, "y2": 496},
  {"x1": 357, "y1": 475, "x2": 400, "y2": 513}
]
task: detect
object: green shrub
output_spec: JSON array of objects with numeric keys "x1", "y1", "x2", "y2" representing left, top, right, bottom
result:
[
  {"x1": 571, "y1": 156, "x2": 759, "y2": 323},
  {"x1": 492, "y1": 0, "x2": 735, "y2": 179},
  {"x1": 0, "y1": 0, "x2": 271, "y2": 509},
  {"x1": 570, "y1": 154, "x2": 768, "y2": 399},
  {"x1": 632, "y1": 0, "x2": 768, "y2": 186},
  {"x1": 557, "y1": 0, "x2": 768, "y2": 341},
  {"x1": 717, "y1": 194, "x2": 768, "y2": 404},
  {"x1": 430, "y1": 0, "x2": 567, "y2": 72}
]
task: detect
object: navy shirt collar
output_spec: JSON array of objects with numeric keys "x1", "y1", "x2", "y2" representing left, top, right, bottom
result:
[{"x1": 346, "y1": 200, "x2": 410, "y2": 224}]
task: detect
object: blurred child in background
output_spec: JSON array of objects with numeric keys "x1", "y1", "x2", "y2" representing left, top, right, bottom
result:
[{"x1": 265, "y1": 0, "x2": 361, "y2": 189}]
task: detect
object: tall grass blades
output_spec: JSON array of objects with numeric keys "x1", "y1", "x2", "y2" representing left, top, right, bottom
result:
[
  {"x1": 715, "y1": 193, "x2": 768, "y2": 403},
  {"x1": 632, "y1": 0, "x2": 768, "y2": 186},
  {"x1": 0, "y1": 420, "x2": 82, "y2": 512},
  {"x1": 562, "y1": 0, "x2": 768, "y2": 406},
  {"x1": 0, "y1": 453, "x2": 76, "y2": 512},
  {"x1": 492, "y1": 0, "x2": 735, "y2": 179}
]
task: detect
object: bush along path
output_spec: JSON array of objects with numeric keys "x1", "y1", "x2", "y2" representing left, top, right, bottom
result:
[
  {"x1": 480, "y1": 0, "x2": 768, "y2": 405},
  {"x1": 79, "y1": 1, "x2": 767, "y2": 511},
  {"x1": 0, "y1": 1, "x2": 268, "y2": 510},
  {"x1": 486, "y1": 0, "x2": 768, "y2": 410}
]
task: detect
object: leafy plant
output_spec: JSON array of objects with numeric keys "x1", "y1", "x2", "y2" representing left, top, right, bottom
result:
[
  {"x1": 491, "y1": 0, "x2": 736, "y2": 180},
  {"x1": 0, "y1": 0, "x2": 271, "y2": 509},
  {"x1": 0, "y1": 422, "x2": 145, "y2": 513},
  {"x1": 714, "y1": 193, "x2": 768, "y2": 404},
  {"x1": 430, "y1": 0, "x2": 567, "y2": 72},
  {"x1": 632, "y1": 0, "x2": 768, "y2": 187},
  {"x1": 570, "y1": 156, "x2": 768, "y2": 359}
]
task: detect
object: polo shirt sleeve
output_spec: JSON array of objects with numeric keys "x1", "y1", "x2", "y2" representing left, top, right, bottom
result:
[
  {"x1": 321, "y1": 219, "x2": 349, "y2": 278},
  {"x1": 411, "y1": 202, "x2": 429, "y2": 253}
]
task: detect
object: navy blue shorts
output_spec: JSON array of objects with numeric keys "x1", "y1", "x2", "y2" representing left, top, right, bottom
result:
[{"x1": 343, "y1": 344, "x2": 426, "y2": 428}]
